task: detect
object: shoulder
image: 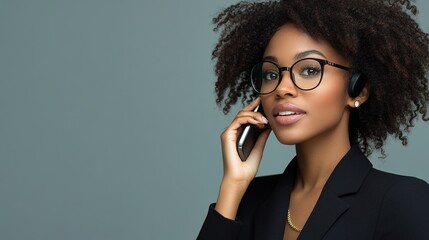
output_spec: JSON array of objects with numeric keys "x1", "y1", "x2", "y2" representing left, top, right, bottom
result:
[
  {"x1": 242, "y1": 174, "x2": 282, "y2": 203},
  {"x1": 366, "y1": 169, "x2": 429, "y2": 209},
  {"x1": 376, "y1": 170, "x2": 429, "y2": 212},
  {"x1": 197, "y1": 174, "x2": 283, "y2": 240},
  {"x1": 249, "y1": 174, "x2": 282, "y2": 191},
  {"x1": 367, "y1": 169, "x2": 429, "y2": 198},
  {"x1": 370, "y1": 170, "x2": 429, "y2": 239},
  {"x1": 235, "y1": 174, "x2": 282, "y2": 221},
  {"x1": 366, "y1": 167, "x2": 423, "y2": 183}
]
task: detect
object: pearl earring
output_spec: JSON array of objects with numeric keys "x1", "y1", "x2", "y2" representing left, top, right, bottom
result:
[{"x1": 354, "y1": 100, "x2": 361, "y2": 108}]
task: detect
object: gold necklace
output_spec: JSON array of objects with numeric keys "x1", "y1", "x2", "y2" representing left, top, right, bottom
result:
[{"x1": 287, "y1": 209, "x2": 302, "y2": 233}]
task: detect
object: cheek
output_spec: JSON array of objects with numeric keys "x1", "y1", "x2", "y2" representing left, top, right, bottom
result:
[{"x1": 308, "y1": 77, "x2": 349, "y2": 121}]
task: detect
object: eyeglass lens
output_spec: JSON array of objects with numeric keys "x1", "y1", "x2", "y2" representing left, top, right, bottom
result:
[{"x1": 251, "y1": 59, "x2": 323, "y2": 94}]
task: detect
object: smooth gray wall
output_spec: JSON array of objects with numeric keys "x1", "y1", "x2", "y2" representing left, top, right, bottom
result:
[{"x1": 0, "y1": 1, "x2": 428, "y2": 239}]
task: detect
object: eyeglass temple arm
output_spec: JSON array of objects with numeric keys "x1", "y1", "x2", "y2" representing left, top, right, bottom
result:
[{"x1": 326, "y1": 61, "x2": 351, "y2": 71}]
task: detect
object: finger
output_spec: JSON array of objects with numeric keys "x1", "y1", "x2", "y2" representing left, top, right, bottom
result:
[
  {"x1": 235, "y1": 111, "x2": 268, "y2": 125},
  {"x1": 226, "y1": 117, "x2": 266, "y2": 137},
  {"x1": 231, "y1": 107, "x2": 267, "y2": 127},
  {"x1": 221, "y1": 118, "x2": 267, "y2": 161},
  {"x1": 234, "y1": 111, "x2": 268, "y2": 125},
  {"x1": 239, "y1": 97, "x2": 268, "y2": 124}
]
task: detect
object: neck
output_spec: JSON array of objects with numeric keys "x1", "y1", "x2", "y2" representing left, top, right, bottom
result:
[{"x1": 293, "y1": 120, "x2": 351, "y2": 191}]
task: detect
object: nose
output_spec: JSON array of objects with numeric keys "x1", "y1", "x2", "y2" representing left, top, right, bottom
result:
[{"x1": 275, "y1": 70, "x2": 298, "y2": 97}]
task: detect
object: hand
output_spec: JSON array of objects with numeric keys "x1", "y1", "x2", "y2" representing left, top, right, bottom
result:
[
  {"x1": 220, "y1": 97, "x2": 271, "y2": 184},
  {"x1": 215, "y1": 97, "x2": 271, "y2": 219}
]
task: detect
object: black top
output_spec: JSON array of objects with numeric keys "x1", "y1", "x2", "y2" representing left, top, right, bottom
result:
[{"x1": 197, "y1": 145, "x2": 429, "y2": 240}]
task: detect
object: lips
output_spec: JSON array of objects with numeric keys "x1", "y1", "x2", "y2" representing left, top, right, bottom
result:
[
  {"x1": 277, "y1": 111, "x2": 300, "y2": 116},
  {"x1": 272, "y1": 103, "x2": 306, "y2": 125}
]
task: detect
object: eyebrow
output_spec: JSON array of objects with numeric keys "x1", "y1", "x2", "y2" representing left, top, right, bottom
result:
[
  {"x1": 294, "y1": 50, "x2": 327, "y2": 61},
  {"x1": 263, "y1": 50, "x2": 327, "y2": 63}
]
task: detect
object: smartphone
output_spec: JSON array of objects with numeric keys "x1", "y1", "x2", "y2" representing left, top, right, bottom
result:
[{"x1": 237, "y1": 104, "x2": 269, "y2": 161}]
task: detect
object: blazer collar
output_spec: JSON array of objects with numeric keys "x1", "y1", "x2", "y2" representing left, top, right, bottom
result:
[{"x1": 254, "y1": 145, "x2": 373, "y2": 240}]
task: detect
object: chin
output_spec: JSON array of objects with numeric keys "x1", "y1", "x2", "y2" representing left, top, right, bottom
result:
[{"x1": 271, "y1": 129, "x2": 303, "y2": 145}]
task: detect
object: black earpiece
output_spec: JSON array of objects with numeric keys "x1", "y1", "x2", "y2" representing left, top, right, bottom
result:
[{"x1": 348, "y1": 72, "x2": 367, "y2": 98}]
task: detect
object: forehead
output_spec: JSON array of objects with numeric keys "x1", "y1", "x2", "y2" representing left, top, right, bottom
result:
[{"x1": 263, "y1": 24, "x2": 348, "y2": 65}]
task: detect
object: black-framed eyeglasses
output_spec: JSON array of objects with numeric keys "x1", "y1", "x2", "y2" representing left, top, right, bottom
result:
[{"x1": 250, "y1": 58, "x2": 350, "y2": 94}]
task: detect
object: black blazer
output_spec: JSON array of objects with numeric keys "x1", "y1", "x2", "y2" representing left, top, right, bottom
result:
[{"x1": 197, "y1": 145, "x2": 429, "y2": 240}]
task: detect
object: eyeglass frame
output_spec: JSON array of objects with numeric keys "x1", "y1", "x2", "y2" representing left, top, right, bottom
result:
[{"x1": 250, "y1": 57, "x2": 351, "y2": 94}]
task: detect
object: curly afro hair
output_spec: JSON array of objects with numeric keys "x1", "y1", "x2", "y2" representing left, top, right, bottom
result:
[{"x1": 211, "y1": 0, "x2": 429, "y2": 156}]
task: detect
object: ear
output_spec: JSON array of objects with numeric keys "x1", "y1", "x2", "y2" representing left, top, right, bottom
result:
[{"x1": 347, "y1": 83, "x2": 369, "y2": 108}]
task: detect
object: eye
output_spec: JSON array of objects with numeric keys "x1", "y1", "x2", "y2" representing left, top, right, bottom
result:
[
  {"x1": 262, "y1": 70, "x2": 279, "y2": 81},
  {"x1": 299, "y1": 66, "x2": 321, "y2": 77}
]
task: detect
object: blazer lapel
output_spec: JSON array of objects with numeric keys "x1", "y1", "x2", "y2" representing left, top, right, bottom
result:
[
  {"x1": 298, "y1": 145, "x2": 373, "y2": 240},
  {"x1": 297, "y1": 188, "x2": 349, "y2": 239},
  {"x1": 253, "y1": 159, "x2": 298, "y2": 240},
  {"x1": 252, "y1": 145, "x2": 372, "y2": 240}
]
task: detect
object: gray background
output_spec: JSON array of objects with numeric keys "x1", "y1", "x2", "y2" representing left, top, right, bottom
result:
[{"x1": 0, "y1": 0, "x2": 428, "y2": 239}]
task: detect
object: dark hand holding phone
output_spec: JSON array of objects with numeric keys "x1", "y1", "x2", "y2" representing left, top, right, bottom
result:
[{"x1": 237, "y1": 105, "x2": 270, "y2": 161}]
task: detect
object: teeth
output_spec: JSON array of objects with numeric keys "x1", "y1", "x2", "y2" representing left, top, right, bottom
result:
[{"x1": 278, "y1": 111, "x2": 296, "y2": 116}]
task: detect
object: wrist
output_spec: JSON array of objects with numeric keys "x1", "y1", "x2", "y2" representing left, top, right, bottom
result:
[
  {"x1": 214, "y1": 179, "x2": 250, "y2": 220},
  {"x1": 221, "y1": 175, "x2": 253, "y2": 188}
]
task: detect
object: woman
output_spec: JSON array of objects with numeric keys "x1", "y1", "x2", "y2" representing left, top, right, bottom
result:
[{"x1": 198, "y1": 0, "x2": 429, "y2": 239}]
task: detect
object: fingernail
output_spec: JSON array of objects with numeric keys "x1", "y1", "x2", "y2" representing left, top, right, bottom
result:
[{"x1": 262, "y1": 116, "x2": 268, "y2": 124}]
